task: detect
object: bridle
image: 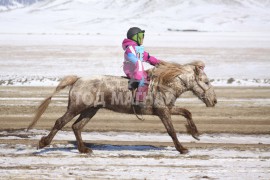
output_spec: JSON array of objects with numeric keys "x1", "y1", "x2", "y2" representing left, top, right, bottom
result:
[
  {"x1": 195, "y1": 75, "x2": 212, "y2": 94},
  {"x1": 149, "y1": 65, "x2": 213, "y2": 101},
  {"x1": 177, "y1": 69, "x2": 212, "y2": 101}
]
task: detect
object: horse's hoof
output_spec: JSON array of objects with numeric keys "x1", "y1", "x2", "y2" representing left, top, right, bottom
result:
[
  {"x1": 180, "y1": 148, "x2": 189, "y2": 154},
  {"x1": 192, "y1": 134, "x2": 200, "y2": 141},
  {"x1": 79, "y1": 147, "x2": 93, "y2": 154},
  {"x1": 38, "y1": 136, "x2": 48, "y2": 149}
]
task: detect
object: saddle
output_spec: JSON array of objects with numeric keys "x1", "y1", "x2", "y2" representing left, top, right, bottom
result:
[
  {"x1": 128, "y1": 79, "x2": 149, "y2": 104},
  {"x1": 121, "y1": 76, "x2": 145, "y2": 103},
  {"x1": 125, "y1": 78, "x2": 149, "y2": 121}
]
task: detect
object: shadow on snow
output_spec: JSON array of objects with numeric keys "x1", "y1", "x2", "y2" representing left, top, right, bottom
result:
[{"x1": 33, "y1": 141, "x2": 165, "y2": 155}]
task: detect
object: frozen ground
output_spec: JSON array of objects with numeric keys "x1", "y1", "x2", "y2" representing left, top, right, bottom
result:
[
  {"x1": 0, "y1": 32, "x2": 269, "y2": 87},
  {"x1": 0, "y1": 143, "x2": 268, "y2": 179},
  {"x1": 0, "y1": 129, "x2": 269, "y2": 180},
  {"x1": 1, "y1": 129, "x2": 270, "y2": 145},
  {"x1": 0, "y1": 0, "x2": 270, "y2": 87},
  {"x1": 0, "y1": 80, "x2": 269, "y2": 180}
]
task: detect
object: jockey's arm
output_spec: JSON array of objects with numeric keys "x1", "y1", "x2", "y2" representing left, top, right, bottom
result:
[
  {"x1": 125, "y1": 46, "x2": 138, "y2": 64},
  {"x1": 143, "y1": 51, "x2": 160, "y2": 66}
]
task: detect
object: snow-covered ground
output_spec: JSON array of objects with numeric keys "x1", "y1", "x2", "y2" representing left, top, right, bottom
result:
[
  {"x1": 0, "y1": 0, "x2": 269, "y2": 86},
  {"x1": 1, "y1": 129, "x2": 270, "y2": 145},
  {"x1": 0, "y1": 143, "x2": 268, "y2": 179},
  {"x1": 0, "y1": 32, "x2": 269, "y2": 87},
  {"x1": 0, "y1": 129, "x2": 269, "y2": 179}
]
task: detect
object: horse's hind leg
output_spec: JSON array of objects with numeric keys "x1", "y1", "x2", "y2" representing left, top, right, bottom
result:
[
  {"x1": 72, "y1": 107, "x2": 99, "y2": 153},
  {"x1": 39, "y1": 110, "x2": 77, "y2": 149}
]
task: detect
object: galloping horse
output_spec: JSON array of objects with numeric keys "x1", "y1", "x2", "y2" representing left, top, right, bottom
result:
[{"x1": 28, "y1": 61, "x2": 217, "y2": 154}]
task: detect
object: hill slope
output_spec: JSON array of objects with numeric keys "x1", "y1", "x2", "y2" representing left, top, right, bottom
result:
[{"x1": 0, "y1": 0, "x2": 270, "y2": 33}]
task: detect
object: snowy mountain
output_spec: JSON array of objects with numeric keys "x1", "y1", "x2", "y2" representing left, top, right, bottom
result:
[
  {"x1": 0, "y1": 0, "x2": 43, "y2": 11},
  {"x1": 0, "y1": 0, "x2": 270, "y2": 33}
]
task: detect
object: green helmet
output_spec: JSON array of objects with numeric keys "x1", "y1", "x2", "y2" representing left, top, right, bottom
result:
[{"x1": 127, "y1": 27, "x2": 145, "y2": 45}]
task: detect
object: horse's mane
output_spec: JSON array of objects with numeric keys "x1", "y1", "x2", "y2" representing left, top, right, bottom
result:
[{"x1": 148, "y1": 60, "x2": 205, "y2": 85}]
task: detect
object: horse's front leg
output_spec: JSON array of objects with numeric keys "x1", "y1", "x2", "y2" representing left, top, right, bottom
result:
[
  {"x1": 171, "y1": 107, "x2": 200, "y2": 140},
  {"x1": 155, "y1": 107, "x2": 188, "y2": 154}
]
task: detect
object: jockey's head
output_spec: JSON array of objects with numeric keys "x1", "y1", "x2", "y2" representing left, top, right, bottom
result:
[{"x1": 127, "y1": 27, "x2": 145, "y2": 46}]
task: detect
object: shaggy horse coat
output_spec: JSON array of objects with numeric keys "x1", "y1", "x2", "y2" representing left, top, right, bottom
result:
[{"x1": 28, "y1": 61, "x2": 217, "y2": 154}]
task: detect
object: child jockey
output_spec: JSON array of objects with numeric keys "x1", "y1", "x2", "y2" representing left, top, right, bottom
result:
[{"x1": 122, "y1": 27, "x2": 160, "y2": 105}]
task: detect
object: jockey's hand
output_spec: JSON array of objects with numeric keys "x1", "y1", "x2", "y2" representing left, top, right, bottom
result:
[{"x1": 156, "y1": 60, "x2": 165, "y2": 67}]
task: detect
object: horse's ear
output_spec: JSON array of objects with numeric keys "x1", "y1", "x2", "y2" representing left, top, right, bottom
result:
[
  {"x1": 194, "y1": 65, "x2": 202, "y2": 75},
  {"x1": 190, "y1": 60, "x2": 205, "y2": 75}
]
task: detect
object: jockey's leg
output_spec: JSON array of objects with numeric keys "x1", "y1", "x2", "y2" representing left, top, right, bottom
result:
[{"x1": 135, "y1": 77, "x2": 148, "y2": 104}]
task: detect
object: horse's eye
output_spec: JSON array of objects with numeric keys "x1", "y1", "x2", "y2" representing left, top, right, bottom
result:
[{"x1": 205, "y1": 81, "x2": 209, "y2": 85}]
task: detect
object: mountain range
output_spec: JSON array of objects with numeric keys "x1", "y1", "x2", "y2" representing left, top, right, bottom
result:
[{"x1": 0, "y1": 0, "x2": 270, "y2": 33}]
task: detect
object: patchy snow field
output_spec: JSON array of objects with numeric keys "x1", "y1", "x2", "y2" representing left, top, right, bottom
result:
[
  {"x1": 0, "y1": 32, "x2": 270, "y2": 87},
  {"x1": 0, "y1": 1, "x2": 270, "y2": 87},
  {"x1": 0, "y1": 0, "x2": 269, "y2": 87},
  {"x1": 0, "y1": 130, "x2": 269, "y2": 180},
  {"x1": 1, "y1": 129, "x2": 270, "y2": 145}
]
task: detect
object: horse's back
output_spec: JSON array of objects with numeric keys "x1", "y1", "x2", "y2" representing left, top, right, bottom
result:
[{"x1": 71, "y1": 75, "x2": 129, "y2": 93}]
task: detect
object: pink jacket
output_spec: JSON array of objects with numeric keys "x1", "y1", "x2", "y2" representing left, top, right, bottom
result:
[{"x1": 122, "y1": 38, "x2": 160, "y2": 80}]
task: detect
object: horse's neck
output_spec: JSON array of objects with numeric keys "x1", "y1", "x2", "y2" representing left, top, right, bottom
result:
[{"x1": 169, "y1": 76, "x2": 189, "y2": 98}]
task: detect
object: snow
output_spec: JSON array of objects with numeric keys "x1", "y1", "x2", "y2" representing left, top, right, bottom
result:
[
  {"x1": 0, "y1": 146, "x2": 268, "y2": 179},
  {"x1": 0, "y1": 34, "x2": 269, "y2": 87},
  {"x1": 1, "y1": 0, "x2": 270, "y2": 33},
  {"x1": 0, "y1": 130, "x2": 269, "y2": 179},
  {"x1": 1, "y1": 129, "x2": 270, "y2": 145},
  {"x1": 0, "y1": 1, "x2": 269, "y2": 87},
  {"x1": 0, "y1": 32, "x2": 270, "y2": 48},
  {"x1": 1, "y1": 76, "x2": 270, "y2": 87}
]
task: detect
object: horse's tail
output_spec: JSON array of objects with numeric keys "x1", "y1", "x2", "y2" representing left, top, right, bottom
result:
[{"x1": 27, "y1": 75, "x2": 79, "y2": 131}]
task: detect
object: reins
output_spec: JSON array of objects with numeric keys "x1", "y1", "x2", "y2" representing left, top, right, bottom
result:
[
  {"x1": 131, "y1": 63, "x2": 209, "y2": 121},
  {"x1": 194, "y1": 71, "x2": 212, "y2": 100},
  {"x1": 132, "y1": 104, "x2": 145, "y2": 121},
  {"x1": 131, "y1": 89, "x2": 145, "y2": 121}
]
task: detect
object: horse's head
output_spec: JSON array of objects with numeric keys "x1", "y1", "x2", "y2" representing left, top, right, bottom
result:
[
  {"x1": 182, "y1": 61, "x2": 217, "y2": 107},
  {"x1": 150, "y1": 60, "x2": 217, "y2": 107}
]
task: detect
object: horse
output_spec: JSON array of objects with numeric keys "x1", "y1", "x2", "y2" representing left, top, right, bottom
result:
[{"x1": 27, "y1": 61, "x2": 217, "y2": 154}]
